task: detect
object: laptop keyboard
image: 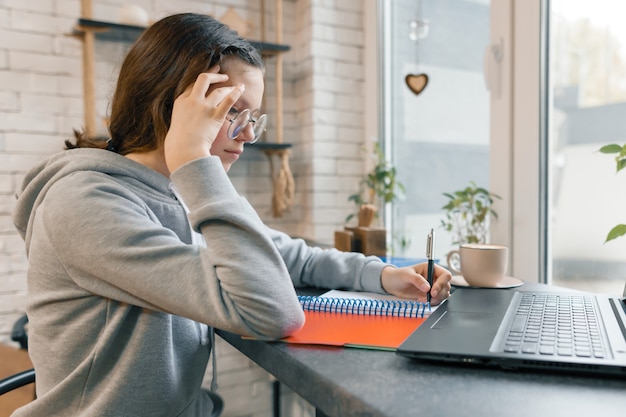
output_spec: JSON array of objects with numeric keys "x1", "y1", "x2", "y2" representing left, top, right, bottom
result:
[{"x1": 502, "y1": 293, "x2": 607, "y2": 358}]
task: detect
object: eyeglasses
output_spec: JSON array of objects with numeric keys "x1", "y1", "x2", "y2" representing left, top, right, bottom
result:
[{"x1": 227, "y1": 109, "x2": 267, "y2": 144}]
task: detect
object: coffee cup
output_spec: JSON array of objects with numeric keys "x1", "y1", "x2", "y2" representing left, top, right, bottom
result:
[{"x1": 446, "y1": 243, "x2": 508, "y2": 287}]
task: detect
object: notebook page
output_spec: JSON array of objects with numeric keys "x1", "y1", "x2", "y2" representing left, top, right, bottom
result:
[{"x1": 319, "y1": 289, "x2": 442, "y2": 315}]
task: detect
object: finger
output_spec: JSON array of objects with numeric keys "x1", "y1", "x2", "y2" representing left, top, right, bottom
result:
[
  {"x1": 211, "y1": 84, "x2": 245, "y2": 117},
  {"x1": 431, "y1": 278, "x2": 451, "y2": 300},
  {"x1": 397, "y1": 267, "x2": 429, "y2": 292},
  {"x1": 429, "y1": 268, "x2": 451, "y2": 297},
  {"x1": 430, "y1": 278, "x2": 448, "y2": 301},
  {"x1": 415, "y1": 274, "x2": 430, "y2": 293},
  {"x1": 431, "y1": 286, "x2": 439, "y2": 299},
  {"x1": 190, "y1": 72, "x2": 229, "y2": 100},
  {"x1": 431, "y1": 272, "x2": 450, "y2": 291},
  {"x1": 434, "y1": 285, "x2": 451, "y2": 305}
]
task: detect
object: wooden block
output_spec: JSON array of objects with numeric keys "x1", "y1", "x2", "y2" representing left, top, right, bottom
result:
[
  {"x1": 350, "y1": 227, "x2": 387, "y2": 257},
  {"x1": 334, "y1": 230, "x2": 354, "y2": 252},
  {"x1": 0, "y1": 344, "x2": 35, "y2": 417},
  {"x1": 357, "y1": 227, "x2": 387, "y2": 257},
  {"x1": 344, "y1": 227, "x2": 361, "y2": 252}
]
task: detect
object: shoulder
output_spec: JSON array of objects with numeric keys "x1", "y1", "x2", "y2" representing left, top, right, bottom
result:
[
  {"x1": 44, "y1": 170, "x2": 153, "y2": 221},
  {"x1": 51, "y1": 170, "x2": 145, "y2": 201}
]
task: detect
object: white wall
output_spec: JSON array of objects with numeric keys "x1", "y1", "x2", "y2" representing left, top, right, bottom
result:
[{"x1": 0, "y1": 1, "x2": 368, "y2": 416}]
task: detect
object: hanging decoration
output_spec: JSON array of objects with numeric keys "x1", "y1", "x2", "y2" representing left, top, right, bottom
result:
[
  {"x1": 263, "y1": 146, "x2": 295, "y2": 218},
  {"x1": 405, "y1": 1, "x2": 430, "y2": 95}
]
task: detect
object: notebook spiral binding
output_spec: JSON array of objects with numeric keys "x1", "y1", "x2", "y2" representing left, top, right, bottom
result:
[{"x1": 297, "y1": 295, "x2": 428, "y2": 318}]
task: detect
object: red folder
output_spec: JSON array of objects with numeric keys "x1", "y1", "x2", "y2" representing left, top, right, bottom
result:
[
  {"x1": 282, "y1": 310, "x2": 427, "y2": 351},
  {"x1": 281, "y1": 290, "x2": 430, "y2": 350}
]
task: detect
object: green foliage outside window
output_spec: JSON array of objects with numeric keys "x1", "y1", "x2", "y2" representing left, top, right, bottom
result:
[{"x1": 599, "y1": 144, "x2": 626, "y2": 242}]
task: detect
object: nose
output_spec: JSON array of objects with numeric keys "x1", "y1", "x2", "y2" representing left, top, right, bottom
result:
[{"x1": 236, "y1": 122, "x2": 256, "y2": 143}]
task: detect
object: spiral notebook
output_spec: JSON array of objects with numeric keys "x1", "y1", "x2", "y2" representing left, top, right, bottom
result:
[{"x1": 282, "y1": 290, "x2": 435, "y2": 351}]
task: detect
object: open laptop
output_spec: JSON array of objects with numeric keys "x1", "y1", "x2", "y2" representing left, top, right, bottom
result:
[{"x1": 396, "y1": 282, "x2": 626, "y2": 377}]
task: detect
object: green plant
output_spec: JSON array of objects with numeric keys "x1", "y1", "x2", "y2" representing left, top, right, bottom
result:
[
  {"x1": 599, "y1": 144, "x2": 626, "y2": 242},
  {"x1": 440, "y1": 181, "x2": 501, "y2": 245},
  {"x1": 346, "y1": 143, "x2": 405, "y2": 225}
]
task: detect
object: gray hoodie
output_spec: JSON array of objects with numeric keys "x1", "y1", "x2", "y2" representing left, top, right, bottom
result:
[{"x1": 11, "y1": 148, "x2": 387, "y2": 417}]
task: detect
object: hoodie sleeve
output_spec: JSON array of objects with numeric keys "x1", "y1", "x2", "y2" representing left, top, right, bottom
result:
[
  {"x1": 39, "y1": 156, "x2": 304, "y2": 339},
  {"x1": 266, "y1": 227, "x2": 389, "y2": 293}
]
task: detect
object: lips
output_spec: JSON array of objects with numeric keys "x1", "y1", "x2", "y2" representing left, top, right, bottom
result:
[{"x1": 223, "y1": 149, "x2": 243, "y2": 162}]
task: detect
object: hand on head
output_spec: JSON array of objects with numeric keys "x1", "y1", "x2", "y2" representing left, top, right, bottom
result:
[{"x1": 164, "y1": 66, "x2": 245, "y2": 174}]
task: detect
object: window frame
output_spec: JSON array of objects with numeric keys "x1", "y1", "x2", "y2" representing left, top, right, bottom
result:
[{"x1": 491, "y1": 0, "x2": 547, "y2": 284}]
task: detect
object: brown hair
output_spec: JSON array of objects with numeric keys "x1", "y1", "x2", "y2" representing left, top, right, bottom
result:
[{"x1": 66, "y1": 13, "x2": 264, "y2": 154}]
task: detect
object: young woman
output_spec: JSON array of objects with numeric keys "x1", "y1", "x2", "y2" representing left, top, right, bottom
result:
[{"x1": 12, "y1": 13, "x2": 451, "y2": 417}]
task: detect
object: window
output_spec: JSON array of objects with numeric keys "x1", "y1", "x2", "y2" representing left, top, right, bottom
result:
[
  {"x1": 487, "y1": 0, "x2": 626, "y2": 295},
  {"x1": 379, "y1": 0, "x2": 626, "y2": 295},
  {"x1": 548, "y1": 0, "x2": 626, "y2": 294},
  {"x1": 380, "y1": 0, "x2": 492, "y2": 261}
]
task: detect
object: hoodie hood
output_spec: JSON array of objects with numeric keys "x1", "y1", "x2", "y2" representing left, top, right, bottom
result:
[{"x1": 13, "y1": 148, "x2": 172, "y2": 253}]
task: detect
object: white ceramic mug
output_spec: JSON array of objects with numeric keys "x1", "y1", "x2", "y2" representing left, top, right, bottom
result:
[{"x1": 446, "y1": 243, "x2": 508, "y2": 287}]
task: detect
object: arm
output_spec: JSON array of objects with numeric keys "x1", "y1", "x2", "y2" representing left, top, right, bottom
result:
[
  {"x1": 268, "y1": 228, "x2": 451, "y2": 304},
  {"x1": 43, "y1": 160, "x2": 304, "y2": 339},
  {"x1": 267, "y1": 227, "x2": 388, "y2": 293}
]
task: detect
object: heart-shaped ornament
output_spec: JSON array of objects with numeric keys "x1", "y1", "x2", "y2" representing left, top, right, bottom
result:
[{"x1": 405, "y1": 73, "x2": 429, "y2": 95}]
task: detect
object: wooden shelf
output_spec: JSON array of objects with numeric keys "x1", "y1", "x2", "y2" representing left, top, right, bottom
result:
[
  {"x1": 75, "y1": 18, "x2": 144, "y2": 42},
  {"x1": 75, "y1": 18, "x2": 291, "y2": 54},
  {"x1": 249, "y1": 41, "x2": 290, "y2": 56}
]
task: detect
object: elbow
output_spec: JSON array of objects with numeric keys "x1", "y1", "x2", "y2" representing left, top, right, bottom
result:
[
  {"x1": 281, "y1": 308, "x2": 306, "y2": 337},
  {"x1": 250, "y1": 306, "x2": 305, "y2": 340}
]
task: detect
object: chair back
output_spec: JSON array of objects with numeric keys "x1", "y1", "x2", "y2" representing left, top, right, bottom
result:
[{"x1": 0, "y1": 344, "x2": 35, "y2": 417}]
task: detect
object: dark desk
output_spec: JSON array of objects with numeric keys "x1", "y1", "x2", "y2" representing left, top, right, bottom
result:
[{"x1": 217, "y1": 284, "x2": 626, "y2": 417}]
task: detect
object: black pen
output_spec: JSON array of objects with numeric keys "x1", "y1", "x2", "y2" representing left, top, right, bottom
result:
[{"x1": 426, "y1": 228, "x2": 435, "y2": 306}]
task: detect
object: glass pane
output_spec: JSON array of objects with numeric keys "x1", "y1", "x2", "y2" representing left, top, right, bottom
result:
[
  {"x1": 384, "y1": 0, "x2": 491, "y2": 262},
  {"x1": 549, "y1": 0, "x2": 626, "y2": 295}
]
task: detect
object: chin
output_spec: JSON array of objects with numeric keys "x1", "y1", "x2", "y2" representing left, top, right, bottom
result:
[{"x1": 221, "y1": 161, "x2": 232, "y2": 172}]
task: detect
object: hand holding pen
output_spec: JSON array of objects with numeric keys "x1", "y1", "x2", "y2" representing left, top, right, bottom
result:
[{"x1": 379, "y1": 230, "x2": 451, "y2": 304}]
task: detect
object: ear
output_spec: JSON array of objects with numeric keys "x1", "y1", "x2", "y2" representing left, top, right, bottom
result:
[{"x1": 405, "y1": 73, "x2": 429, "y2": 95}]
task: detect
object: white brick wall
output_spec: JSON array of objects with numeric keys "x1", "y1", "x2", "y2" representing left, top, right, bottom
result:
[{"x1": 0, "y1": 1, "x2": 367, "y2": 416}]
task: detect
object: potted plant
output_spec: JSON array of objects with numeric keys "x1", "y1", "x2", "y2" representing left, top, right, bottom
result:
[
  {"x1": 599, "y1": 144, "x2": 626, "y2": 242},
  {"x1": 345, "y1": 143, "x2": 405, "y2": 226},
  {"x1": 440, "y1": 181, "x2": 501, "y2": 245},
  {"x1": 335, "y1": 143, "x2": 405, "y2": 257}
]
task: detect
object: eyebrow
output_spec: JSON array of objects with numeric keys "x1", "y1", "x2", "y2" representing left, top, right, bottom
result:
[{"x1": 232, "y1": 102, "x2": 261, "y2": 113}]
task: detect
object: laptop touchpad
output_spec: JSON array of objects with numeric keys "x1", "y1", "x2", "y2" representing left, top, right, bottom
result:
[{"x1": 432, "y1": 311, "x2": 493, "y2": 329}]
